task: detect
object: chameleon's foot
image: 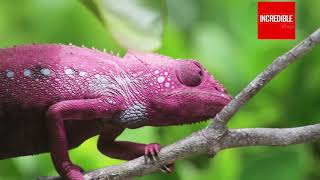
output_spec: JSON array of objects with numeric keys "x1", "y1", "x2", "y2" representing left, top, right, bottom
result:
[
  {"x1": 61, "y1": 162, "x2": 85, "y2": 180},
  {"x1": 144, "y1": 143, "x2": 161, "y2": 161},
  {"x1": 144, "y1": 143, "x2": 175, "y2": 174}
]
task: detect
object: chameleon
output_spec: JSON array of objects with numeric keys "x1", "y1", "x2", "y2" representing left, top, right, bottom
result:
[{"x1": 0, "y1": 44, "x2": 231, "y2": 180}]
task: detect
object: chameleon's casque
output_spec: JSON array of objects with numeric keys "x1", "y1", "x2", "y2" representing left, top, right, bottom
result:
[{"x1": 0, "y1": 44, "x2": 231, "y2": 180}]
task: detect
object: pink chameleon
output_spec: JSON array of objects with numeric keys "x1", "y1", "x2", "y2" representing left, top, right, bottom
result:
[{"x1": 0, "y1": 44, "x2": 231, "y2": 180}]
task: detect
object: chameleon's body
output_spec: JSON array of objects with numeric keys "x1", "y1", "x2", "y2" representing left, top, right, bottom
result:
[{"x1": 0, "y1": 44, "x2": 231, "y2": 180}]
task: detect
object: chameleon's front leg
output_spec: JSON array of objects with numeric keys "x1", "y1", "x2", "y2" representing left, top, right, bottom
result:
[
  {"x1": 97, "y1": 130, "x2": 174, "y2": 173},
  {"x1": 46, "y1": 98, "x2": 121, "y2": 180}
]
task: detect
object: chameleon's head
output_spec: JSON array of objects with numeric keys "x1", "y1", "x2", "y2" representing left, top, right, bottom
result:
[{"x1": 124, "y1": 50, "x2": 232, "y2": 127}]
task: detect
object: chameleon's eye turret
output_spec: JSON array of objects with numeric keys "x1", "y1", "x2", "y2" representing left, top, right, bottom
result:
[{"x1": 176, "y1": 61, "x2": 203, "y2": 87}]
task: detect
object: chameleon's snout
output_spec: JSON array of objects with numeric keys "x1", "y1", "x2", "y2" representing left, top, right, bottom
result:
[{"x1": 190, "y1": 89, "x2": 231, "y2": 109}]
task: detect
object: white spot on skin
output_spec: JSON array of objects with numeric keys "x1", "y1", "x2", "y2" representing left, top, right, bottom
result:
[
  {"x1": 100, "y1": 78, "x2": 108, "y2": 83},
  {"x1": 64, "y1": 68, "x2": 75, "y2": 75},
  {"x1": 40, "y1": 68, "x2": 51, "y2": 76},
  {"x1": 157, "y1": 76, "x2": 165, "y2": 83},
  {"x1": 95, "y1": 74, "x2": 101, "y2": 79},
  {"x1": 167, "y1": 77, "x2": 171, "y2": 81},
  {"x1": 164, "y1": 72, "x2": 168, "y2": 76},
  {"x1": 23, "y1": 69, "x2": 32, "y2": 77},
  {"x1": 107, "y1": 99, "x2": 116, "y2": 105},
  {"x1": 164, "y1": 82, "x2": 171, "y2": 88},
  {"x1": 154, "y1": 70, "x2": 160, "y2": 75},
  {"x1": 6, "y1": 70, "x2": 14, "y2": 78}
]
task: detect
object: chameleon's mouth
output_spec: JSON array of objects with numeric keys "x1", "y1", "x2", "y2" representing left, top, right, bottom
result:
[{"x1": 167, "y1": 89, "x2": 232, "y2": 106}]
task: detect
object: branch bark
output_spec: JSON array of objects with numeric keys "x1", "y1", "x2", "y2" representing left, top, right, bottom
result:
[{"x1": 39, "y1": 27, "x2": 320, "y2": 180}]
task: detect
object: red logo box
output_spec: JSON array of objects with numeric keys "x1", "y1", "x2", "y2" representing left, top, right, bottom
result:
[{"x1": 258, "y1": 2, "x2": 295, "y2": 39}]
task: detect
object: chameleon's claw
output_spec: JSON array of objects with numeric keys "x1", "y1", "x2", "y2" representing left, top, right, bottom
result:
[
  {"x1": 160, "y1": 166, "x2": 168, "y2": 173},
  {"x1": 144, "y1": 154, "x2": 148, "y2": 163},
  {"x1": 144, "y1": 143, "x2": 161, "y2": 162},
  {"x1": 160, "y1": 164, "x2": 174, "y2": 174},
  {"x1": 154, "y1": 145, "x2": 160, "y2": 154},
  {"x1": 151, "y1": 153, "x2": 157, "y2": 161},
  {"x1": 144, "y1": 144, "x2": 175, "y2": 174}
]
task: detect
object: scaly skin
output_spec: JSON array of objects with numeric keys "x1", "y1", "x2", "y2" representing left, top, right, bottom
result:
[{"x1": 0, "y1": 44, "x2": 231, "y2": 180}]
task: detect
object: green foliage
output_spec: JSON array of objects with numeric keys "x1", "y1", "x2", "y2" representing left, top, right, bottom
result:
[
  {"x1": 79, "y1": 0, "x2": 166, "y2": 51},
  {"x1": 0, "y1": 0, "x2": 320, "y2": 179}
]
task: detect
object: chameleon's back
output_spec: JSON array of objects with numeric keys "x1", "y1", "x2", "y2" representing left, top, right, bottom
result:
[
  {"x1": 0, "y1": 44, "x2": 122, "y2": 158},
  {"x1": 0, "y1": 44, "x2": 122, "y2": 106}
]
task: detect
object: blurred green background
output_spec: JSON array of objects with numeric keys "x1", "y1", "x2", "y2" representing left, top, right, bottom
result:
[{"x1": 1, "y1": 0, "x2": 320, "y2": 179}]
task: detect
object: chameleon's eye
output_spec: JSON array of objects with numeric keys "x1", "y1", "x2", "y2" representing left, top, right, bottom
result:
[{"x1": 176, "y1": 61, "x2": 203, "y2": 87}]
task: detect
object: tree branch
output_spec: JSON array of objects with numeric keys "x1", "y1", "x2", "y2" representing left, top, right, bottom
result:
[
  {"x1": 39, "y1": 27, "x2": 320, "y2": 180},
  {"x1": 223, "y1": 124, "x2": 320, "y2": 149},
  {"x1": 211, "y1": 27, "x2": 320, "y2": 130},
  {"x1": 39, "y1": 123, "x2": 320, "y2": 180}
]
